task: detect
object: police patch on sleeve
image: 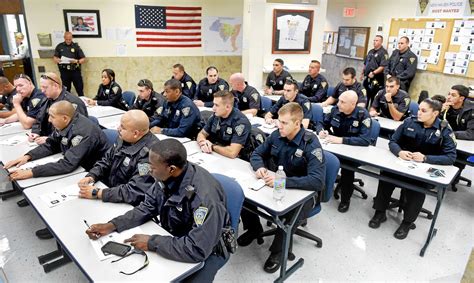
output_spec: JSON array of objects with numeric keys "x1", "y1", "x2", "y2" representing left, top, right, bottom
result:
[
  {"x1": 235, "y1": 124, "x2": 245, "y2": 136},
  {"x1": 71, "y1": 135, "x2": 83, "y2": 146},
  {"x1": 362, "y1": 89, "x2": 367, "y2": 96},
  {"x1": 218, "y1": 84, "x2": 225, "y2": 91},
  {"x1": 449, "y1": 132, "x2": 457, "y2": 145},
  {"x1": 194, "y1": 206, "x2": 208, "y2": 226},
  {"x1": 112, "y1": 86, "x2": 120, "y2": 94},
  {"x1": 72, "y1": 103, "x2": 78, "y2": 109},
  {"x1": 137, "y1": 163, "x2": 150, "y2": 176},
  {"x1": 404, "y1": 98, "x2": 410, "y2": 106},
  {"x1": 321, "y1": 82, "x2": 327, "y2": 88},
  {"x1": 304, "y1": 101, "x2": 311, "y2": 110},
  {"x1": 362, "y1": 118, "x2": 371, "y2": 128},
  {"x1": 182, "y1": 107, "x2": 190, "y2": 117},
  {"x1": 156, "y1": 106, "x2": 163, "y2": 115},
  {"x1": 31, "y1": 98, "x2": 41, "y2": 107},
  {"x1": 312, "y1": 148, "x2": 323, "y2": 162},
  {"x1": 409, "y1": 57, "x2": 416, "y2": 64},
  {"x1": 251, "y1": 92, "x2": 259, "y2": 102},
  {"x1": 186, "y1": 81, "x2": 193, "y2": 89}
]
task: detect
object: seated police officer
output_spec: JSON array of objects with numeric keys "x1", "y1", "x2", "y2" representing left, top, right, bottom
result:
[
  {"x1": 441, "y1": 85, "x2": 473, "y2": 140},
  {"x1": 86, "y1": 139, "x2": 231, "y2": 282},
  {"x1": 4, "y1": 74, "x2": 45, "y2": 129},
  {"x1": 229, "y1": 72, "x2": 261, "y2": 117},
  {"x1": 30, "y1": 72, "x2": 88, "y2": 144},
  {"x1": 131, "y1": 79, "x2": 165, "y2": 120},
  {"x1": 85, "y1": 69, "x2": 128, "y2": 111},
  {"x1": 317, "y1": 91, "x2": 371, "y2": 212},
  {"x1": 239, "y1": 103, "x2": 326, "y2": 273},
  {"x1": 196, "y1": 90, "x2": 251, "y2": 159},
  {"x1": 0, "y1": 76, "x2": 17, "y2": 120},
  {"x1": 300, "y1": 60, "x2": 329, "y2": 103},
  {"x1": 264, "y1": 59, "x2": 293, "y2": 96},
  {"x1": 322, "y1": 67, "x2": 367, "y2": 108},
  {"x1": 77, "y1": 110, "x2": 159, "y2": 206},
  {"x1": 265, "y1": 79, "x2": 312, "y2": 129},
  {"x1": 194, "y1": 66, "x2": 229, "y2": 108},
  {"x1": 369, "y1": 76, "x2": 410, "y2": 121},
  {"x1": 172, "y1": 63, "x2": 197, "y2": 99},
  {"x1": 150, "y1": 79, "x2": 202, "y2": 139},
  {"x1": 369, "y1": 98, "x2": 456, "y2": 239}
]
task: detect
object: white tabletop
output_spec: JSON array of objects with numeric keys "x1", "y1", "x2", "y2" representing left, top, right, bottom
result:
[
  {"x1": 23, "y1": 173, "x2": 203, "y2": 282},
  {"x1": 374, "y1": 117, "x2": 402, "y2": 131},
  {"x1": 184, "y1": 142, "x2": 316, "y2": 215},
  {"x1": 263, "y1": 95, "x2": 281, "y2": 102},
  {"x1": 249, "y1": 116, "x2": 278, "y2": 135},
  {"x1": 198, "y1": 106, "x2": 213, "y2": 112},
  {"x1": 0, "y1": 133, "x2": 38, "y2": 163},
  {"x1": 87, "y1": 106, "x2": 126, "y2": 118},
  {"x1": 456, "y1": 139, "x2": 473, "y2": 155},
  {"x1": 0, "y1": 122, "x2": 28, "y2": 136},
  {"x1": 97, "y1": 114, "x2": 122, "y2": 130}
]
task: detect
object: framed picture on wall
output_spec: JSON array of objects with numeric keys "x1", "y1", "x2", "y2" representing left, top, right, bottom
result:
[
  {"x1": 63, "y1": 9, "x2": 101, "y2": 38},
  {"x1": 272, "y1": 9, "x2": 314, "y2": 54}
]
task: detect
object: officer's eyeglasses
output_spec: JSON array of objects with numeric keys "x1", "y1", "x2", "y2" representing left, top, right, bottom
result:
[
  {"x1": 41, "y1": 74, "x2": 60, "y2": 86},
  {"x1": 14, "y1": 73, "x2": 32, "y2": 82},
  {"x1": 111, "y1": 248, "x2": 149, "y2": 275}
]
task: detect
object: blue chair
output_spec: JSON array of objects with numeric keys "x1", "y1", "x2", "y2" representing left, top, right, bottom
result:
[
  {"x1": 327, "y1": 86, "x2": 335, "y2": 98},
  {"x1": 212, "y1": 173, "x2": 245, "y2": 234},
  {"x1": 311, "y1": 103, "x2": 324, "y2": 126},
  {"x1": 294, "y1": 151, "x2": 340, "y2": 247},
  {"x1": 88, "y1": 116, "x2": 99, "y2": 126},
  {"x1": 102, "y1": 129, "x2": 118, "y2": 147},
  {"x1": 261, "y1": 96, "x2": 272, "y2": 113},
  {"x1": 408, "y1": 101, "x2": 419, "y2": 116},
  {"x1": 122, "y1": 91, "x2": 136, "y2": 107}
]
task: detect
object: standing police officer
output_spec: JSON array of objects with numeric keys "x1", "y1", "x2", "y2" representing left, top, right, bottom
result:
[
  {"x1": 362, "y1": 35, "x2": 388, "y2": 108},
  {"x1": 150, "y1": 79, "x2": 202, "y2": 139},
  {"x1": 317, "y1": 91, "x2": 371, "y2": 212},
  {"x1": 194, "y1": 66, "x2": 230, "y2": 107},
  {"x1": 172, "y1": 63, "x2": 197, "y2": 99},
  {"x1": 322, "y1": 67, "x2": 367, "y2": 108},
  {"x1": 77, "y1": 110, "x2": 159, "y2": 206},
  {"x1": 264, "y1": 59, "x2": 293, "y2": 95},
  {"x1": 229, "y1": 73, "x2": 261, "y2": 117},
  {"x1": 369, "y1": 98, "x2": 456, "y2": 239},
  {"x1": 196, "y1": 90, "x2": 251, "y2": 159},
  {"x1": 86, "y1": 139, "x2": 231, "y2": 282},
  {"x1": 384, "y1": 36, "x2": 417, "y2": 92},
  {"x1": 131, "y1": 79, "x2": 165, "y2": 120},
  {"x1": 300, "y1": 60, "x2": 329, "y2": 103},
  {"x1": 239, "y1": 103, "x2": 326, "y2": 273},
  {"x1": 53, "y1": 32, "x2": 85, "y2": 96},
  {"x1": 370, "y1": 76, "x2": 410, "y2": 121}
]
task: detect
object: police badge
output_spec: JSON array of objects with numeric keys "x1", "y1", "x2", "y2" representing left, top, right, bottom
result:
[
  {"x1": 156, "y1": 106, "x2": 163, "y2": 115},
  {"x1": 226, "y1": 127, "x2": 233, "y2": 134},
  {"x1": 295, "y1": 149, "x2": 303, "y2": 157},
  {"x1": 243, "y1": 97, "x2": 247, "y2": 103},
  {"x1": 235, "y1": 124, "x2": 245, "y2": 136},
  {"x1": 194, "y1": 207, "x2": 208, "y2": 226},
  {"x1": 352, "y1": 120, "x2": 359, "y2": 127},
  {"x1": 71, "y1": 135, "x2": 83, "y2": 146},
  {"x1": 61, "y1": 137, "x2": 68, "y2": 145}
]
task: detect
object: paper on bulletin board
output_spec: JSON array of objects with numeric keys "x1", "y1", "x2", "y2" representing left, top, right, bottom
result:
[
  {"x1": 444, "y1": 52, "x2": 457, "y2": 60},
  {"x1": 417, "y1": 63, "x2": 427, "y2": 70},
  {"x1": 350, "y1": 46, "x2": 357, "y2": 57},
  {"x1": 388, "y1": 36, "x2": 398, "y2": 43},
  {"x1": 354, "y1": 33, "x2": 365, "y2": 47},
  {"x1": 344, "y1": 39, "x2": 351, "y2": 49}
]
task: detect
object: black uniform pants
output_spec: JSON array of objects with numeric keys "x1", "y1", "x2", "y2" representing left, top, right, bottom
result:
[
  {"x1": 363, "y1": 77, "x2": 383, "y2": 109},
  {"x1": 181, "y1": 253, "x2": 228, "y2": 283},
  {"x1": 60, "y1": 69, "x2": 84, "y2": 96},
  {"x1": 373, "y1": 171, "x2": 427, "y2": 223},
  {"x1": 339, "y1": 168, "x2": 355, "y2": 204}
]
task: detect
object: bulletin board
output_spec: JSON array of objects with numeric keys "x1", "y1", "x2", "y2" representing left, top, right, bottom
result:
[
  {"x1": 335, "y1": 26, "x2": 370, "y2": 60},
  {"x1": 388, "y1": 18, "x2": 474, "y2": 78}
]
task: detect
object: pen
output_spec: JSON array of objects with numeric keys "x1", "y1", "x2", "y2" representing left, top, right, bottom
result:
[{"x1": 84, "y1": 219, "x2": 102, "y2": 240}]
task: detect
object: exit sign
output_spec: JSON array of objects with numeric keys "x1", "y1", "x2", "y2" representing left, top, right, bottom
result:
[{"x1": 343, "y1": 7, "x2": 356, "y2": 17}]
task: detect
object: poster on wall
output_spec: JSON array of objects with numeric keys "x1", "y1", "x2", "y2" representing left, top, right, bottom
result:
[
  {"x1": 416, "y1": 0, "x2": 469, "y2": 17},
  {"x1": 203, "y1": 17, "x2": 242, "y2": 55},
  {"x1": 272, "y1": 9, "x2": 313, "y2": 54},
  {"x1": 63, "y1": 9, "x2": 102, "y2": 38}
]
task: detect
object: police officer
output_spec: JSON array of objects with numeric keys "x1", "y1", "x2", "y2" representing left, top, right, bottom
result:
[
  {"x1": 77, "y1": 110, "x2": 158, "y2": 205},
  {"x1": 30, "y1": 72, "x2": 88, "y2": 144},
  {"x1": 370, "y1": 76, "x2": 410, "y2": 121},
  {"x1": 229, "y1": 72, "x2": 261, "y2": 117},
  {"x1": 194, "y1": 66, "x2": 229, "y2": 107},
  {"x1": 369, "y1": 98, "x2": 456, "y2": 239},
  {"x1": 0, "y1": 76, "x2": 17, "y2": 119},
  {"x1": 317, "y1": 91, "x2": 371, "y2": 212},
  {"x1": 131, "y1": 79, "x2": 165, "y2": 120},
  {"x1": 265, "y1": 79, "x2": 312, "y2": 129},
  {"x1": 300, "y1": 60, "x2": 329, "y2": 103},
  {"x1": 86, "y1": 139, "x2": 231, "y2": 282},
  {"x1": 322, "y1": 67, "x2": 367, "y2": 108},
  {"x1": 384, "y1": 36, "x2": 417, "y2": 92},
  {"x1": 196, "y1": 90, "x2": 251, "y2": 159},
  {"x1": 5, "y1": 74, "x2": 45, "y2": 128},
  {"x1": 441, "y1": 85, "x2": 473, "y2": 140},
  {"x1": 362, "y1": 35, "x2": 388, "y2": 108},
  {"x1": 53, "y1": 32, "x2": 85, "y2": 96},
  {"x1": 264, "y1": 58, "x2": 293, "y2": 95},
  {"x1": 172, "y1": 63, "x2": 197, "y2": 99},
  {"x1": 85, "y1": 69, "x2": 128, "y2": 111},
  {"x1": 239, "y1": 103, "x2": 326, "y2": 273},
  {"x1": 150, "y1": 79, "x2": 202, "y2": 139}
]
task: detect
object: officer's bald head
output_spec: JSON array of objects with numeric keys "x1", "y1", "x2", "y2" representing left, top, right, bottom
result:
[
  {"x1": 49, "y1": 101, "x2": 75, "y2": 117},
  {"x1": 122, "y1": 110, "x2": 149, "y2": 132},
  {"x1": 64, "y1": 32, "x2": 73, "y2": 44},
  {"x1": 229, "y1": 73, "x2": 245, "y2": 92},
  {"x1": 338, "y1": 90, "x2": 358, "y2": 115}
]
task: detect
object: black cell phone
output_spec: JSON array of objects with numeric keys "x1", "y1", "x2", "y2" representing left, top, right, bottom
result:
[{"x1": 101, "y1": 241, "x2": 131, "y2": 257}]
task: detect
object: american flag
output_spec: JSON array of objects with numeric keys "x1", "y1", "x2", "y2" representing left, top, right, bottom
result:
[{"x1": 134, "y1": 5, "x2": 202, "y2": 48}]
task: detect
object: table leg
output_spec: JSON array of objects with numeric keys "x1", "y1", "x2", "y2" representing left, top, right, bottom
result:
[
  {"x1": 420, "y1": 186, "x2": 446, "y2": 257},
  {"x1": 38, "y1": 241, "x2": 71, "y2": 273}
]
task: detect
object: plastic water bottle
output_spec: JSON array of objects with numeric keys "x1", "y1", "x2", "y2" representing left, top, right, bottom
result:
[{"x1": 273, "y1": 165, "x2": 286, "y2": 202}]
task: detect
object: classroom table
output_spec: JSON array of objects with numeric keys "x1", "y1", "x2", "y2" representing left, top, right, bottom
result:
[
  {"x1": 374, "y1": 116, "x2": 402, "y2": 132},
  {"x1": 0, "y1": 122, "x2": 28, "y2": 137},
  {"x1": 23, "y1": 172, "x2": 204, "y2": 281},
  {"x1": 87, "y1": 105, "x2": 126, "y2": 118}
]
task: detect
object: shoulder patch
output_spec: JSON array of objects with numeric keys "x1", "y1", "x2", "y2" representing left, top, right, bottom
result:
[
  {"x1": 449, "y1": 132, "x2": 457, "y2": 145},
  {"x1": 218, "y1": 84, "x2": 225, "y2": 91},
  {"x1": 409, "y1": 57, "x2": 416, "y2": 64},
  {"x1": 156, "y1": 106, "x2": 163, "y2": 115},
  {"x1": 304, "y1": 101, "x2": 311, "y2": 110},
  {"x1": 31, "y1": 98, "x2": 41, "y2": 107},
  {"x1": 186, "y1": 81, "x2": 193, "y2": 89},
  {"x1": 361, "y1": 89, "x2": 367, "y2": 96},
  {"x1": 71, "y1": 135, "x2": 83, "y2": 146},
  {"x1": 404, "y1": 98, "x2": 410, "y2": 106},
  {"x1": 182, "y1": 107, "x2": 190, "y2": 117},
  {"x1": 311, "y1": 148, "x2": 323, "y2": 162},
  {"x1": 251, "y1": 92, "x2": 259, "y2": 102},
  {"x1": 71, "y1": 103, "x2": 78, "y2": 110},
  {"x1": 362, "y1": 117, "x2": 371, "y2": 128},
  {"x1": 194, "y1": 206, "x2": 208, "y2": 226},
  {"x1": 112, "y1": 86, "x2": 120, "y2": 94},
  {"x1": 137, "y1": 163, "x2": 150, "y2": 176},
  {"x1": 235, "y1": 124, "x2": 245, "y2": 136},
  {"x1": 321, "y1": 81, "x2": 327, "y2": 88}
]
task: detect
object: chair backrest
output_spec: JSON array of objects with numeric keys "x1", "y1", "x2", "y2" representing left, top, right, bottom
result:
[
  {"x1": 122, "y1": 91, "x2": 136, "y2": 107},
  {"x1": 212, "y1": 173, "x2": 245, "y2": 233},
  {"x1": 321, "y1": 151, "x2": 340, "y2": 203},
  {"x1": 88, "y1": 116, "x2": 99, "y2": 126},
  {"x1": 311, "y1": 103, "x2": 324, "y2": 125},
  {"x1": 261, "y1": 96, "x2": 272, "y2": 113},
  {"x1": 369, "y1": 119, "x2": 380, "y2": 146},
  {"x1": 418, "y1": 90, "x2": 429, "y2": 104},
  {"x1": 102, "y1": 129, "x2": 118, "y2": 147},
  {"x1": 408, "y1": 101, "x2": 419, "y2": 116},
  {"x1": 327, "y1": 86, "x2": 335, "y2": 98}
]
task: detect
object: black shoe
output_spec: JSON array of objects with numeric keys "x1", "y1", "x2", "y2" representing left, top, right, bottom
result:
[
  {"x1": 394, "y1": 222, "x2": 416, "y2": 240},
  {"x1": 237, "y1": 230, "x2": 263, "y2": 247},
  {"x1": 337, "y1": 202, "x2": 350, "y2": 213},
  {"x1": 263, "y1": 252, "x2": 281, "y2": 273},
  {"x1": 17, "y1": 198, "x2": 29, "y2": 207},
  {"x1": 35, "y1": 228, "x2": 53, "y2": 240},
  {"x1": 368, "y1": 211, "x2": 387, "y2": 229}
]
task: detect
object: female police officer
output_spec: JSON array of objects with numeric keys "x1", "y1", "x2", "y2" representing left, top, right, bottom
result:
[
  {"x1": 85, "y1": 68, "x2": 128, "y2": 111},
  {"x1": 369, "y1": 98, "x2": 456, "y2": 239}
]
